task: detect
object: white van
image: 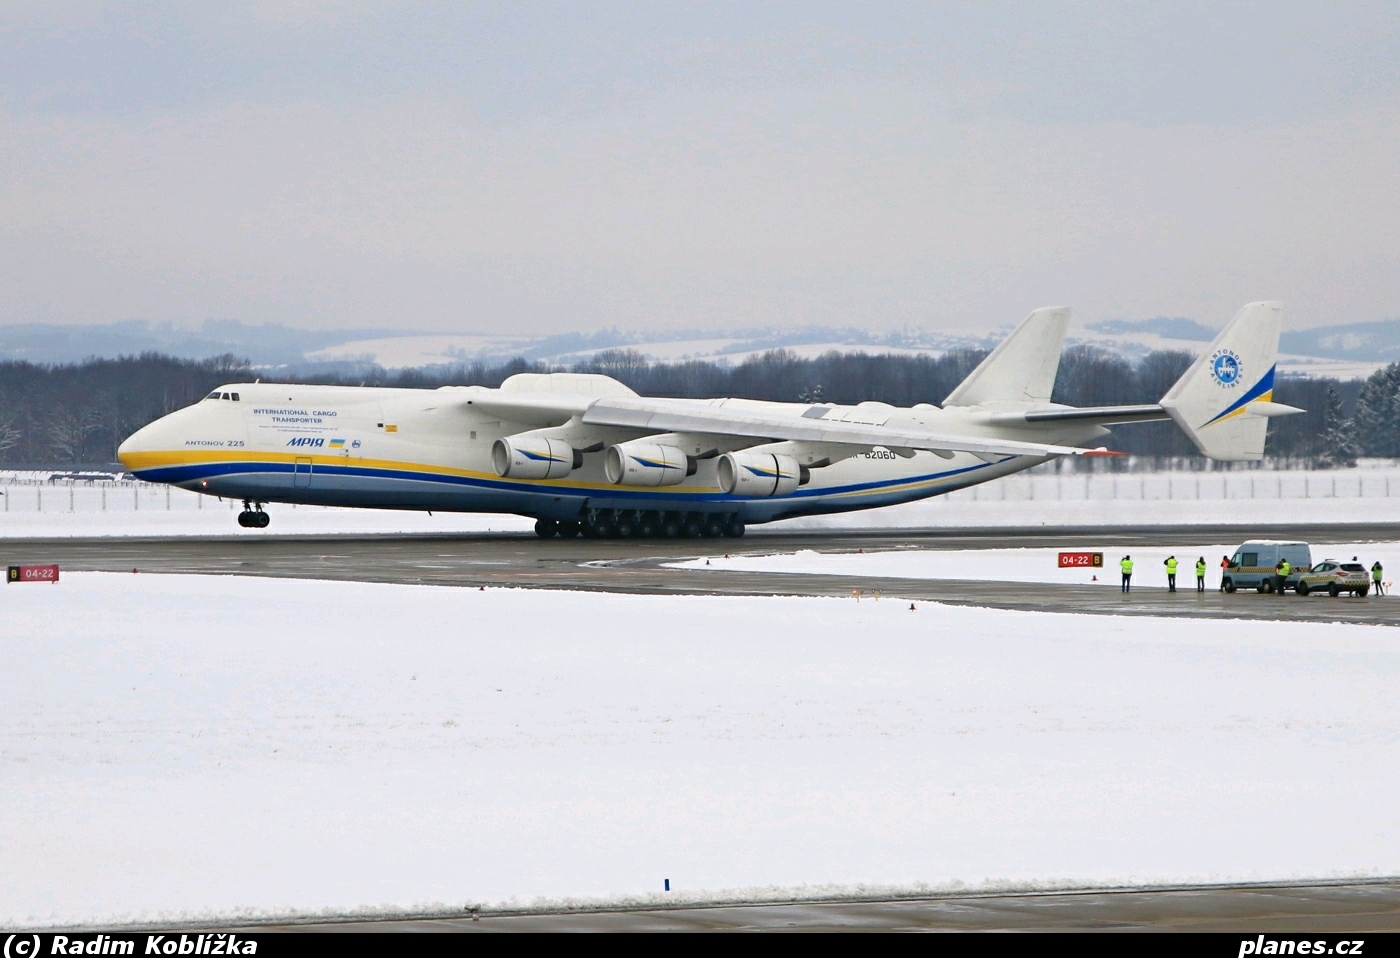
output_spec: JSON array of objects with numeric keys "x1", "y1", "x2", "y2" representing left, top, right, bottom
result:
[{"x1": 1221, "y1": 540, "x2": 1312, "y2": 594}]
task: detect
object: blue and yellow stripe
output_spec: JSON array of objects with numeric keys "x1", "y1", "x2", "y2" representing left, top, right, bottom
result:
[
  {"x1": 1202, "y1": 365, "x2": 1276, "y2": 427},
  {"x1": 120, "y1": 448, "x2": 1008, "y2": 504}
]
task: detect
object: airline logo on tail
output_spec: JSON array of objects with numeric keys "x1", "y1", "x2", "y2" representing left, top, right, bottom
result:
[{"x1": 1209, "y1": 349, "x2": 1242, "y2": 387}]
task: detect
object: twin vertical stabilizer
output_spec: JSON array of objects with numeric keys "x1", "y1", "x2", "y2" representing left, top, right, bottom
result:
[
  {"x1": 1160, "y1": 301, "x2": 1299, "y2": 462},
  {"x1": 943, "y1": 306, "x2": 1071, "y2": 406}
]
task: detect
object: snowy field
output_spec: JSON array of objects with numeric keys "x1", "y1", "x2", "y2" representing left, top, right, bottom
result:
[
  {"x1": 4, "y1": 573, "x2": 1399, "y2": 929},
  {"x1": 671, "y1": 544, "x2": 1400, "y2": 588},
  {"x1": 4, "y1": 465, "x2": 1400, "y2": 538}
]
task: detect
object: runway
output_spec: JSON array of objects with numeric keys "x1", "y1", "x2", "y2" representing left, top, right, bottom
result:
[
  {"x1": 8, "y1": 521, "x2": 1400, "y2": 624},
  {"x1": 10, "y1": 521, "x2": 1399, "y2": 932},
  {"x1": 244, "y1": 880, "x2": 1400, "y2": 932}
]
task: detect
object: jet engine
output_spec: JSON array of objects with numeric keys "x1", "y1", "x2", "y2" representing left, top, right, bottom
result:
[
  {"x1": 492, "y1": 437, "x2": 581, "y2": 480},
  {"x1": 604, "y1": 441, "x2": 696, "y2": 486},
  {"x1": 717, "y1": 451, "x2": 804, "y2": 496}
]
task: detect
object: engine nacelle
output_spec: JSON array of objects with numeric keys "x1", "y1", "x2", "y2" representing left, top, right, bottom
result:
[
  {"x1": 717, "y1": 451, "x2": 803, "y2": 497},
  {"x1": 604, "y1": 442, "x2": 694, "y2": 486},
  {"x1": 492, "y1": 437, "x2": 580, "y2": 480}
]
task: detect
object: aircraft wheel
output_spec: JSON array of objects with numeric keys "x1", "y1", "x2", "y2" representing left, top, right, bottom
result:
[
  {"x1": 257, "y1": 512, "x2": 270, "y2": 528},
  {"x1": 683, "y1": 515, "x2": 704, "y2": 538},
  {"x1": 638, "y1": 513, "x2": 658, "y2": 538},
  {"x1": 615, "y1": 518, "x2": 635, "y2": 539},
  {"x1": 723, "y1": 516, "x2": 745, "y2": 538},
  {"x1": 534, "y1": 519, "x2": 558, "y2": 539},
  {"x1": 702, "y1": 517, "x2": 724, "y2": 538},
  {"x1": 661, "y1": 515, "x2": 682, "y2": 538},
  {"x1": 557, "y1": 521, "x2": 580, "y2": 539},
  {"x1": 595, "y1": 520, "x2": 617, "y2": 539},
  {"x1": 237, "y1": 512, "x2": 254, "y2": 528}
]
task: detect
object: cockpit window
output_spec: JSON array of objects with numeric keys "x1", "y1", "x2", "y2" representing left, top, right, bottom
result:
[
  {"x1": 220, "y1": 392, "x2": 230, "y2": 400},
  {"x1": 207, "y1": 391, "x2": 221, "y2": 400},
  {"x1": 230, "y1": 393, "x2": 240, "y2": 401}
]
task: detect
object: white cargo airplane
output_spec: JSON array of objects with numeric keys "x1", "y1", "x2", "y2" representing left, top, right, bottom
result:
[{"x1": 118, "y1": 301, "x2": 1301, "y2": 538}]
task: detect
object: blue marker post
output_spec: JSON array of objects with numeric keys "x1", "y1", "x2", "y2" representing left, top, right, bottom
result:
[{"x1": 664, "y1": 879, "x2": 670, "y2": 891}]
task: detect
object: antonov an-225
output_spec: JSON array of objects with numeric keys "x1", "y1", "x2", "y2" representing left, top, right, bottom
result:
[{"x1": 118, "y1": 301, "x2": 1301, "y2": 538}]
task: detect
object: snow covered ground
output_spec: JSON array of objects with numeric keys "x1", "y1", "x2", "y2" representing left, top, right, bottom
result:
[
  {"x1": 670, "y1": 544, "x2": 1400, "y2": 588},
  {"x1": 4, "y1": 573, "x2": 1399, "y2": 928}
]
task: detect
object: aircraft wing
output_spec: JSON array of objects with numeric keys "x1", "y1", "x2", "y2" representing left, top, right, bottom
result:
[{"x1": 581, "y1": 397, "x2": 1110, "y2": 460}]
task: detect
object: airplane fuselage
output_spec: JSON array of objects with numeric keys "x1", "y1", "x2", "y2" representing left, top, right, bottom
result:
[{"x1": 118, "y1": 381, "x2": 1109, "y2": 525}]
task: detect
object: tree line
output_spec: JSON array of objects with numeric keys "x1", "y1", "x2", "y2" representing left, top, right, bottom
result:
[{"x1": 0, "y1": 345, "x2": 1382, "y2": 468}]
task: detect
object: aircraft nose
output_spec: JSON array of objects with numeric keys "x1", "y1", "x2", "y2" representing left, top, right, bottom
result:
[{"x1": 117, "y1": 420, "x2": 160, "y2": 470}]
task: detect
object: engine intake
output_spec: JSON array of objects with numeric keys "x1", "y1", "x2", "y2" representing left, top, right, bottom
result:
[
  {"x1": 604, "y1": 442, "x2": 695, "y2": 486},
  {"x1": 492, "y1": 437, "x2": 581, "y2": 480},
  {"x1": 717, "y1": 451, "x2": 803, "y2": 497}
]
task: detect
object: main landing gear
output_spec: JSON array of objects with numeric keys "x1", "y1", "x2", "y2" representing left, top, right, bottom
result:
[
  {"x1": 237, "y1": 501, "x2": 270, "y2": 528},
  {"x1": 535, "y1": 509, "x2": 744, "y2": 540}
]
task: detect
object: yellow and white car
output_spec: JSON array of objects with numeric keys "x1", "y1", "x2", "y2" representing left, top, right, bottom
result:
[{"x1": 1294, "y1": 560, "x2": 1370, "y2": 597}]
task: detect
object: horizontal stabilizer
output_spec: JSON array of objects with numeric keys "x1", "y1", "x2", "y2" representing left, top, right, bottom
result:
[
  {"x1": 1244, "y1": 401, "x2": 1304, "y2": 418},
  {"x1": 982, "y1": 404, "x2": 1172, "y2": 426}
]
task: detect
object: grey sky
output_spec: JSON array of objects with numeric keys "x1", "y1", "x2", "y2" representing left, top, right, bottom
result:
[{"x1": 2, "y1": 1, "x2": 1398, "y2": 336}]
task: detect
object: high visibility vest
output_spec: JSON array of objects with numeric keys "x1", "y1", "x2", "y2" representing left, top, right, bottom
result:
[
  {"x1": 1121, "y1": 559, "x2": 1133, "y2": 574},
  {"x1": 1280, "y1": 561, "x2": 1291, "y2": 576},
  {"x1": 1375, "y1": 566, "x2": 1384, "y2": 581},
  {"x1": 1196, "y1": 561, "x2": 1207, "y2": 576},
  {"x1": 1166, "y1": 558, "x2": 1177, "y2": 574}
]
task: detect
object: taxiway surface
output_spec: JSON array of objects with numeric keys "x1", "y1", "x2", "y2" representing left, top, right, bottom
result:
[{"x1": 8, "y1": 521, "x2": 1400, "y2": 624}]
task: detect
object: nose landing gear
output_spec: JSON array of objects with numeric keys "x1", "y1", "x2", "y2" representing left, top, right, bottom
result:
[{"x1": 237, "y1": 501, "x2": 270, "y2": 528}]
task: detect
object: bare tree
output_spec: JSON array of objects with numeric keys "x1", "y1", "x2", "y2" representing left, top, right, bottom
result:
[
  {"x1": 47, "y1": 407, "x2": 104, "y2": 464},
  {"x1": 0, "y1": 412, "x2": 20, "y2": 455}
]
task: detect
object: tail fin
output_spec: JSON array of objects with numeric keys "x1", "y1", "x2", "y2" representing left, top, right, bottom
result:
[
  {"x1": 943, "y1": 306, "x2": 1070, "y2": 406},
  {"x1": 1160, "y1": 301, "x2": 1301, "y2": 461}
]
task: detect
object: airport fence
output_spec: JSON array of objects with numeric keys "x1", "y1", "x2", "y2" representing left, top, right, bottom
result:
[
  {"x1": 948, "y1": 469, "x2": 1400, "y2": 503},
  {"x1": 0, "y1": 480, "x2": 242, "y2": 514}
]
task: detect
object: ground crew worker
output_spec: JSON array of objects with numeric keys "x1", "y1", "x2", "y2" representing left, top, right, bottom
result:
[
  {"x1": 1196, "y1": 557, "x2": 1207, "y2": 593},
  {"x1": 1164, "y1": 555, "x2": 1178, "y2": 592},
  {"x1": 1120, "y1": 555, "x2": 1133, "y2": 593},
  {"x1": 1219, "y1": 555, "x2": 1231, "y2": 592},
  {"x1": 1373, "y1": 561, "x2": 1385, "y2": 596},
  {"x1": 1275, "y1": 558, "x2": 1291, "y2": 596}
]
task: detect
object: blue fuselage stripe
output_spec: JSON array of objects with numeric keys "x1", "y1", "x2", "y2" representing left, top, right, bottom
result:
[{"x1": 130, "y1": 456, "x2": 1005, "y2": 503}]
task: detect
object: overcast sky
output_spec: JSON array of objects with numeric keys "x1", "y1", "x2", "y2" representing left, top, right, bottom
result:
[{"x1": 2, "y1": 1, "x2": 1398, "y2": 336}]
